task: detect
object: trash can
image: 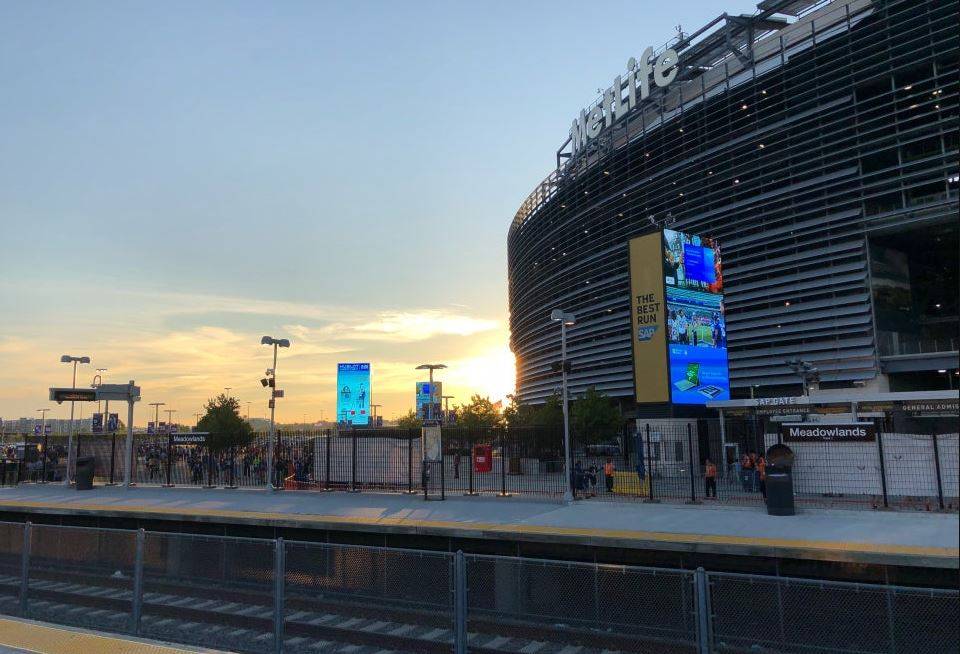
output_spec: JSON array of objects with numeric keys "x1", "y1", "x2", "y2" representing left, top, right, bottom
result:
[
  {"x1": 764, "y1": 444, "x2": 795, "y2": 516},
  {"x1": 75, "y1": 456, "x2": 95, "y2": 491},
  {"x1": 473, "y1": 444, "x2": 493, "y2": 473}
]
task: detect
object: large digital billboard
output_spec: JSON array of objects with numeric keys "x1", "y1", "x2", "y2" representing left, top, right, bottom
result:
[
  {"x1": 336, "y1": 363, "x2": 371, "y2": 425},
  {"x1": 662, "y1": 230, "x2": 729, "y2": 403},
  {"x1": 629, "y1": 233, "x2": 670, "y2": 403}
]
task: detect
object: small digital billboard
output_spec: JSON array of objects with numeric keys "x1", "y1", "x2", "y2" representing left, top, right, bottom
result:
[
  {"x1": 416, "y1": 381, "x2": 442, "y2": 421},
  {"x1": 337, "y1": 363, "x2": 371, "y2": 425},
  {"x1": 662, "y1": 230, "x2": 729, "y2": 404}
]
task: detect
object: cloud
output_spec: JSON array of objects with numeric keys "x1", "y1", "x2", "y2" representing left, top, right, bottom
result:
[{"x1": 350, "y1": 311, "x2": 498, "y2": 342}]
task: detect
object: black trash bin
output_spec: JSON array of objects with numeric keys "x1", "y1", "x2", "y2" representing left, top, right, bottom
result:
[
  {"x1": 75, "y1": 456, "x2": 95, "y2": 491},
  {"x1": 765, "y1": 444, "x2": 795, "y2": 516}
]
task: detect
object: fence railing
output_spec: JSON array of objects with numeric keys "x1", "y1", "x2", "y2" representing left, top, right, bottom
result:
[
  {"x1": 0, "y1": 521, "x2": 955, "y2": 654},
  {"x1": 3, "y1": 421, "x2": 958, "y2": 512}
]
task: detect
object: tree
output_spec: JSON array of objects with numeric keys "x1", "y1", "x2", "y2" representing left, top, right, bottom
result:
[
  {"x1": 570, "y1": 387, "x2": 621, "y2": 444},
  {"x1": 455, "y1": 394, "x2": 504, "y2": 428},
  {"x1": 197, "y1": 394, "x2": 254, "y2": 452},
  {"x1": 395, "y1": 409, "x2": 422, "y2": 429},
  {"x1": 503, "y1": 393, "x2": 563, "y2": 429}
]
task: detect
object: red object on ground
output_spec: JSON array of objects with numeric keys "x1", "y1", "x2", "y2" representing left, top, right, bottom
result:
[{"x1": 473, "y1": 444, "x2": 493, "y2": 473}]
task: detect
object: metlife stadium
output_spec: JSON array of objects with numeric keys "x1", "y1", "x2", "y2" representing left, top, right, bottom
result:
[{"x1": 507, "y1": 0, "x2": 958, "y2": 415}]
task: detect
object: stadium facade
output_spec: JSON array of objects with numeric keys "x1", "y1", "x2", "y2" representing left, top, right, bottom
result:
[{"x1": 508, "y1": 0, "x2": 959, "y2": 413}]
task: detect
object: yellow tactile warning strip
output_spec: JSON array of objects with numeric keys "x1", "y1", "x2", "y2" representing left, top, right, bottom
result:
[
  {"x1": 0, "y1": 617, "x2": 206, "y2": 654},
  {"x1": 5, "y1": 499, "x2": 959, "y2": 563}
]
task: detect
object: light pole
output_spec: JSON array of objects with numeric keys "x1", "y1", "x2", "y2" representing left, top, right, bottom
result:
[
  {"x1": 551, "y1": 309, "x2": 576, "y2": 504},
  {"x1": 246, "y1": 402, "x2": 252, "y2": 420},
  {"x1": 60, "y1": 354, "x2": 90, "y2": 485},
  {"x1": 149, "y1": 402, "x2": 165, "y2": 435},
  {"x1": 194, "y1": 412, "x2": 201, "y2": 429},
  {"x1": 370, "y1": 404, "x2": 382, "y2": 426},
  {"x1": 261, "y1": 335, "x2": 291, "y2": 490},
  {"x1": 786, "y1": 358, "x2": 820, "y2": 397},
  {"x1": 415, "y1": 364, "x2": 447, "y2": 423},
  {"x1": 93, "y1": 368, "x2": 107, "y2": 416},
  {"x1": 164, "y1": 409, "x2": 177, "y2": 432}
]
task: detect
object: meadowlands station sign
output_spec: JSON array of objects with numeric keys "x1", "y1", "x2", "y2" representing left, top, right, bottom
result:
[{"x1": 568, "y1": 47, "x2": 679, "y2": 157}]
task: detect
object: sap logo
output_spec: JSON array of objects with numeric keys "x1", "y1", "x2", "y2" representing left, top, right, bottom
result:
[{"x1": 637, "y1": 325, "x2": 659, "y2": 342}]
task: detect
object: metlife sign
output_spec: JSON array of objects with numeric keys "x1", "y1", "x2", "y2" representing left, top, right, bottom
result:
[
  {"x1": 781, "y1": 423, "x2": 876, "y2": 443},
  {"x1": 568, "y1": 47, "x2": 679, "y2": 157}
]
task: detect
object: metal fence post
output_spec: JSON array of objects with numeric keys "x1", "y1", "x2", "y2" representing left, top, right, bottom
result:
[
  {"x1": 19, "y1": 522, "x2": 30, "y2": 617},
  {"x1": 467, "y1": 433, "x2": 477, "y2": 496},
  {"x1": 876, "y1": 428, "x2": 890, "y2": 509},
  {"x1": 42, "y1": 434, "x2": 49, "y2": 484},
  {"x1": 645, "y1": 424, "x2": 657, "y2": 502},
  {"x1": 132, "y1": 528, "x2": 144, "y2": 635},
  {"x1": 499, "y1": 430, "x2": 509, "y2": 497},
  {"x1": 274, "y1": 537, "x2": 285, "y2": 654},
  {"x1": 350, "y1": 430, "x2": 358, "y2": 492},
  {"x1": 931, "y1": 430, "x2": 945, "y2": 511},
  {"x1": 324, "y1": 432, "x2": 332, "y2": 491},
  {"x1": 164, "y1": 433, "x2": 173, "y2": 487},
  {"x1": 687, "y1": 423, "x2": 697, "y2": 504},
  {"x1": 407, "y1": 434, "x2": 414, "y2": 493},
  {"x1": 453, "y1": 551, "x2": 467, "y2": 654},
  {"x1": 108, "y1": 432, "x2": 116, "y2": 485},
  {"x1": 694, "y1": 567, "x2": 711, "y2": 654}
]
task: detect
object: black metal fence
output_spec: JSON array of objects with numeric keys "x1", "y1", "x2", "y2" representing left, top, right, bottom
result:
[
  {"x1": 3, "y1": 420, "x2": 958, "y2": 512},
  {"x1": 0, "y1": 521, "x2": 956, "y2": 654}
]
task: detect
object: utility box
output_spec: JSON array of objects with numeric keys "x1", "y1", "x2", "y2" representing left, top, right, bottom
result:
[{"x1": 473, "y1": 444, "x2": 493, "y2": 473}]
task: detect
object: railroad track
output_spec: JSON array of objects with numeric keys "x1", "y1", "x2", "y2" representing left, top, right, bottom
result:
[{"x1": 0, "y1": 566, "x2": 695, "y2": 654}]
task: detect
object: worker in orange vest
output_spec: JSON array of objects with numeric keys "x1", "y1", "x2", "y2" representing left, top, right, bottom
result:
[{"x1": 603, "y1": 458, "x2": 616, "y2": 493}]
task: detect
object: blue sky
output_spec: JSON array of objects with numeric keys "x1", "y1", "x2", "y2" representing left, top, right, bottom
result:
[{"x1": 0, "y1": 0, "x2": 758, "y2": 424}]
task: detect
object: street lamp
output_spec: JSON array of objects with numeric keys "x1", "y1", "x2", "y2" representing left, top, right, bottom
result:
[
  {"x1": 442, "y1": 396, "x2": 455, "y2": 424},
  {"x1": 148, "y1": 402, "x2": 165, "y2": 436},
  {"x1": 93, "y1": 368, "x2": 107, "y2": 418},
  {"x1": 370, "y1": 404, "x2": 382, "y2": 426},
  {"x1": 415, "y1": 364, "x2": 447, "y2": 423},
  {"x1": 164, "y1": 409, "x2": 177, "y2": 432},
  {"x1": 261, "y1": 335, "x2": 291, "y2": 490},
  {"x1": 786, "y1": 358, "x2": 820, "y2": 397},
  {"x1": 550, "y1": 309, "x2": 576, "y2": 504},
  {"x1": 60, "y1": 354, "x2": 90, "y2": 485}
]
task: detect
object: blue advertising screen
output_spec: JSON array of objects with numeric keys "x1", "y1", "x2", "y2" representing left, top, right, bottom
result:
[
  {"x1": 663, "y1": 230, "x2": 729, "y2": 404},
  {"x1": 337, "y1": 363, "x2": 371, "y2": 425}
]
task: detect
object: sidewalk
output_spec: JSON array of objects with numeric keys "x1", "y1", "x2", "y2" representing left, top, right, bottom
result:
[
  {"x1": 1, "y1": 484, "x2": 957, "y2": 568},
  {"x1": 0, "y1": 616, "x2": 226, "y2": 654}
]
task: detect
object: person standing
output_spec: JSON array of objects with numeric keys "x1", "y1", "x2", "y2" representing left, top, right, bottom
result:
[
  {"x1": 740, "y1": 453, "x2": 754, "y2": 492},
  {"x1": 705, "y1": 459, "x2": 717, "y2": 498},
  {"x1": 604, "y1": 457, "x2": 616, "y2": 493}
]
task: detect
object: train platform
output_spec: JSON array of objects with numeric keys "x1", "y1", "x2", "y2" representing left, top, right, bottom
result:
[
  {"x1": 0, "y1": 615, "x2": 224, "y2": 653},
  {"x1": 1, "y1": 484, "x2": 956, "y2": 572}
]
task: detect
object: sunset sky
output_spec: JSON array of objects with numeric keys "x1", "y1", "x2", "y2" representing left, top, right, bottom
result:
[{"x1": 0, "y1": 0, "x2": 755, "y2": 425}]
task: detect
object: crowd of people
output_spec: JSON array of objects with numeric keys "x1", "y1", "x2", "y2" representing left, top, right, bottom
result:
[{"x1": 129, "y1": 440, "x2": 314, "y2": 487}]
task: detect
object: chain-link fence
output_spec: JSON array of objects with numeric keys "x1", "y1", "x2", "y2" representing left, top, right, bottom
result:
[{"x1": 0, "y1": 521, "x2": 956, "y2": 653}]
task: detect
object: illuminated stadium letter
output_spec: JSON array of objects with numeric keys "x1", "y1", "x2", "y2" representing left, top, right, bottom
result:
[
  {"x1": 626, "y1": 58, "x2": 638, "y2": 109},
  {"x1": 636, "y1": 46, "x2": 653, "y2": 100},
  {"x1": 586, "y1": 104, "x2": 604, "y2": 139},
  {"x1": 654, "y1": 48, "x2": 679, "y2": 87},
  {"x1": 605, "y1": 75, "x2": 629, "y2": 126}
]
